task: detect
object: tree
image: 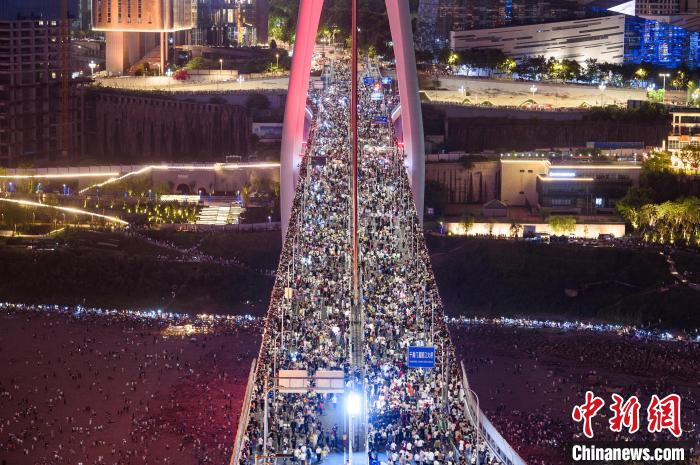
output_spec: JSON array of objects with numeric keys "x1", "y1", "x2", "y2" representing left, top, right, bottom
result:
[
  {"x1": 678, "y1": 145, "x2": 700, "y2": 174},
  {"x1": 687, "y1": 81, "x2": 700, "y2": 106},
  {"x1": 269, "y1": 15, "x2": 291, "y2": 44},
  {"x1": 184, "y1": 57, "x2": 211, "y2": 70},
  {"x1": 367, "y1": 45, "x2": 378, "y2": 59},
  {"x1": 459, "y1": 213, "x2": 474, "y2": 235},
  {"x1": 671, "y1": 70, "x2": 688, "y2": 90},
  {"x1": 509, "y1": 222, "x2": 523, "y2": 238},
  {"x1": 438, "y1": 48, "x2": 463, "y2": 67},
  {"x1": 647, "y1": 88, "x2": 665, "y2": 103},
  {"x1": 547, "y1": 58, "x2": 568, "y2": 81},
  {"x1": 548, "y1": 215, "x2": 576, "y2": 234},
  {"x1": 498, "y1": 57, "x2": 517, "y2": 76},
  {"x1": 616, "y1": 187, "x2": 654, "y2": 229},
  {"x1": 643, "y1": 150, "x2": 673, "y2": 173},
  {"x1": 635, "y1": 67, "x2": 648, "y2": 81},
  {"x1": 584, "y1": 58, "x2": 600, "y2": 82}
]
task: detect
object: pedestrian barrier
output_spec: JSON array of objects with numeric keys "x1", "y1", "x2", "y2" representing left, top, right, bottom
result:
[
  {"x1": 461, "y1": 362, "x2": 528, "y2": 465},
  {"x1": 230, "y1": 358, "x2": 258, "y2": 465}
]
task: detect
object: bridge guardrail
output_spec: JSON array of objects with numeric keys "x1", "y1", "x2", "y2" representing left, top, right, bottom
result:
[
  {"x1": 230, "y1": 358, "x2": 257, "y2": 465},
  {"x1": 461, "y1": 361, "x2": 528, "y2": 465}
]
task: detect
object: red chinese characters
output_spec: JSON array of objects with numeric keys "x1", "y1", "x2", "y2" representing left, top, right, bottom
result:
[
  {"x1": 647, "y1": 394, "x2": 682, "y2": 438},
  {"x1": 572, "y1": 391, "x2": 606, "y2": 438},
  {"x1": 572, "y1": 392, "x2": 683, "y2": 438},
  {"x1": 609, "y1": 394, "x2": 641, "y2": 434}
]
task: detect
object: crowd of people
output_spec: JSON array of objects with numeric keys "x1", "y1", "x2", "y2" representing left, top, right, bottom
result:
[
  {"x1": 237, "y1": 55, "x2": 498, "y2": 465},
  {"x1": 0, "y1": 304, "x2": 260, "y2": 465},
  {"x1": 454, "y1": 324, "x2": 700, "y2": 465}
]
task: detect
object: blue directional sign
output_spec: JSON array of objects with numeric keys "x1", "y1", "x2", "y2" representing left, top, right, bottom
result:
[
  {"x1": 407, "y1": 346, "x2": 435, "y2": 368},
  {"x1": 373, "y1": 115, "x2": 388, "y2": 124},
  {"x1": 363, "y1": 76, "x2": 376, "y2": 86}
]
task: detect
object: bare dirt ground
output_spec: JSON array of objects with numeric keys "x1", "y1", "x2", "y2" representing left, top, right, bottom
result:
[{"x1": 0, "y1": 311, "x2": 259, "y2": 465}]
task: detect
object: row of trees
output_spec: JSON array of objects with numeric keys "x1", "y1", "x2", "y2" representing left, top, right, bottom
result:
[
  {"x1": 616, "y1": 148, "x2": 700, "y2": 245},
  {"x1": 436, "y1": 47, "x2": 698, "y2": 90},
  {"x1": 618, "y1": 195, "x2": 700, "y2": 246}
]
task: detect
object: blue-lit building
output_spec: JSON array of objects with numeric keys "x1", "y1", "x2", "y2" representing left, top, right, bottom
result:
[
  {"x1": 451, "y1": 11, "x2": 700, "y2": 68},
  {"x1": 624, "y1": 14, "x2": 700, "y2": 67}
]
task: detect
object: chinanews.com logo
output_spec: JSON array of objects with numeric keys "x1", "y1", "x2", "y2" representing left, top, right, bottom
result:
[{"x1": 567, "y1": 391, "x2": 693, "y2": 464}]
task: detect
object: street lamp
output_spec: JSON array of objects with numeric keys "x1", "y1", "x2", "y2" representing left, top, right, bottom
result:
[
  {"x1": 659, "y1": 73, "x2": 670, "y2": 90},
  {"x1": 88, "y1": 60, "x2": 97, "y2": 76},
  {"x1": 346, "y1": 391, "x2": 362, "y2": 417},
  {"x1": 275, "y1": 53, "x2": 279, "y2": 69},
  {"x1": 165, "y1": 68, "x2": 173, "y2": 90},
  {"x1": 237, "y1": 75, "x2": 245, "y2": 89},
  {"x1": 598, "y1": 82, "x2": 607, "y2": 106},
  {"x1": 219, "y1": 58, "x2": 223, "y2": 73},
  {"x1": 530, "y1": 84, "x2": 537, "y2": 100}
]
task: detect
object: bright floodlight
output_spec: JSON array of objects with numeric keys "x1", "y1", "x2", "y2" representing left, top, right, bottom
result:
[{"x1": 346, "y1": 392, "x2": 362, "y2": 417}]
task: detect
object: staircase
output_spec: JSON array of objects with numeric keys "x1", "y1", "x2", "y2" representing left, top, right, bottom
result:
[{"x1": 196, "y1": 203, "x2": 245, "y2": 225}]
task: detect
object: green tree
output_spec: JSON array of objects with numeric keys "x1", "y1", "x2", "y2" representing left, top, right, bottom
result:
[
  {"x1": 678, "y1": 145, "x2": 700, "y2": 174},
  {"x1": 548, "y1": 216, "x2": 576, "y2": 234},
  {"x1": 547, "y1": 58, "x2": 568, "y2": 81},
  {"x1": 647, "y1": 88, "x2": 665, "y2": 103},
  {"x1": 459, "y1": 213, "x2": 474, "y2": 235},
  {"x1": 498, "y1": 57, "x2": 517, "y2": 76},
  {"x1": 584, "y1": 58, "x2": 600, "y2": 82},
  {"x1": 184, "y1": 57, "x2": 211, "y2": 70},
  {"x1": 616, "y1": 187, "x2": 654, "y2": 229},
  {"x1": 671, "y1": 70, "x2": 688, "y2": 90},
  {"x1": 366, "y1": 45, "x2": 378, "y2": 59},
  {"x1": 269, "y1": 15, "x2": 291, "y2": 43},
  {"x1": 687, "y1": 81, "x2": 700, "y2": 106},
  {"x1": 643, "y1": 150, "x2": 673, "y2": 173},
  {"x1": 634, "y1": 67, "x2": 648, "y2": 81}
]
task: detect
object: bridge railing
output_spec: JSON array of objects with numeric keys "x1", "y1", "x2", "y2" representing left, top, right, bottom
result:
[
  {"x1": 460, "y1": 361, "x2": 528, "y2": 465},
  {"x1": 230, "y1": 358, "x2": 258, "y2": 465}
]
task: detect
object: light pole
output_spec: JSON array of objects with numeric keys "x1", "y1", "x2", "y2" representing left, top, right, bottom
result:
[
  {"x1": 237, "y1": 75, "x2": 245, "y2": 90},
  {"x1": 165, "y1": 68, "x2": 173, "y2": 90},
  {"x1": 530, "y1": 84, "x2": 537, "y2": 101},
  {"x1": 275, "y1": 53, "x2": 279, "y2": 70},
  {"x1": 659, "y1": 72, "x2": 670, "y2": 91},
  {"x1": 598, "y1": 82, "x2": 606, "y2": 107},
  {"x1": 88, "y1": 60, "x2": 97, "y2": 76},
  {"x1": 219, "y1": 58, "x2": 223, "y2": 73}
]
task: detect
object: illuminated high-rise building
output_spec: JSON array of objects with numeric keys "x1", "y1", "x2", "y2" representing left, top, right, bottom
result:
[
  {"x1": 0, "y1": 6, "x2": 82, "y2": 166},
  {"x1": 92, "y1": 0, "x2": 194, "y2": 74}
]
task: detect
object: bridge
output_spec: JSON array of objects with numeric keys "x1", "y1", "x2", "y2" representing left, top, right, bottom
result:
[{"x1": 230, "y1": 2, "x2": 526, "y2": 465}]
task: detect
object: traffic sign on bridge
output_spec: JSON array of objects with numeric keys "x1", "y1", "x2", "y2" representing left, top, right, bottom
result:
[{"x1": 407, "y1": 346, "x2": 436, "y2": 368}]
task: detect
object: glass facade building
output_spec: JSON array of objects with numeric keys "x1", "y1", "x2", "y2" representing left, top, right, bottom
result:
[{"x1": 624, "y1": 14, "x2": 700, "y2": 67}]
